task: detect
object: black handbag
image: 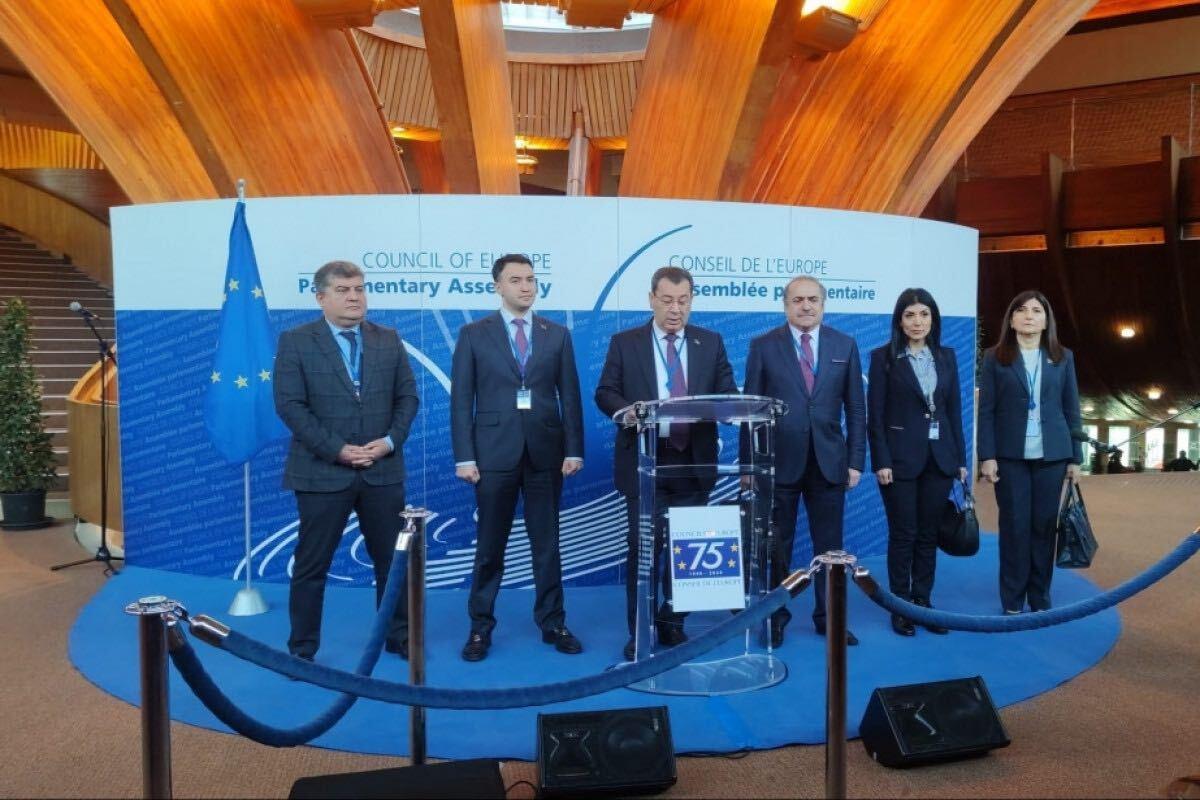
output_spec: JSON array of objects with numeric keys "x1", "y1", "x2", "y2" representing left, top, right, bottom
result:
[
  {"x1": 1056, "y1": 477, "x2": 1098, "y2": 569},
  {"x1": 938, "y1": 478, "x2": 980, "y2": 557}
]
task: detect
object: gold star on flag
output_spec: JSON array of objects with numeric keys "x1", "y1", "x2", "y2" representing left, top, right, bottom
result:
[
  {"x1": 677, "y1": 561, "x2": 687, "y2": 571},
  {"x1": 210, "y1": 371, "x2": 221, "y2": 383},
  {"x1": 228, "y1": 278, "x2": 240, "y2": 291},
  {"x1": 673, "y1": 546, "x2": 682, "y2": 555},
  {"x1": 235, "y1": 375, "x2": 249, "y2": 389},
  {"x1": 727, "y1": 559, "x2": 736, "y2": 568},
  {"x1": 731, "y1": 544, "x2": 739, "y2": 552},
  {"x1": 258, "y1": 369, "x2": 271, "y2": 382},
  {"x1": 251, "y1": 286, "x2": 263, "y2": 299}
]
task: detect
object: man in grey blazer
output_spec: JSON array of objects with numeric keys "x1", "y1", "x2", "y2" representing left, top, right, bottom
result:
[
  {"x1": 274, "y1": 260, "x2": 419, "y2": 662},
  {"x1": 743, "y1": 276, "x2": 866, "y2": 646},
  {"x1": 451, "y1": 254, "x2": 585, "y2": 662}
]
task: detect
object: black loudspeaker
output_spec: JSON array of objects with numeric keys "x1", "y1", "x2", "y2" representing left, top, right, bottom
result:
[
  {"x1": 537, "y1": 706, "x2": 677, "y2": 798},
  {"x1": 860, "y1": 676, "x2": 1011, "y2": 768}
]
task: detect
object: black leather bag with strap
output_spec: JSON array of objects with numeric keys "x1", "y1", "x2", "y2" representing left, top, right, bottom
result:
[
  {"x1": 938, "y1": 477, "x2": 980, "y2": 557},
  {"x1": 1056, "y1": 477, "x2": 1099, "y2": 569}
]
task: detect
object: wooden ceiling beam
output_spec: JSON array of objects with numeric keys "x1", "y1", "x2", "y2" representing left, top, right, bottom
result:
[
  {"x1": 0, "y1": 0, "x2": 217, "y2": 202},
  {"x1": 618, "y1": 0, "x2": 778, "y2": 200},
  {"x1": 418, "y1": 0, "x2": 519, "y2": 194},
  {"x1": 0, "y1": 75, "x2": 75, "y2": 132}
]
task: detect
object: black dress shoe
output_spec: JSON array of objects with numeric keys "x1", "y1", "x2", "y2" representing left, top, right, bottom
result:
[
  {"x1": 461, "y1": 632, "x2": 490, "y2": 662},
  {"x1": 814, "y1": 623, "x2": 860, "y2": 646},
  {"x1": 542, "y1": 626, "x2": 583, "y2": 654},
  {"x1": 623, "y1": 637, "x2": 636, "y2": 661},
  {"x1": 657, "y1": 626, "x2": 689, "y2": 647},
  {"x1": 890, "y1": 614, "x2": 916, "y2": 637},
  {"x1": 385, "y1": 640, "x2": 409, "y2": 659},
  {"x1": 913, "y1": 598, "x2": 948, "y2": 635}
]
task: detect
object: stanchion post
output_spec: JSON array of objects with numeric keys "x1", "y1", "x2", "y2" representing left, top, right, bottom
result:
[
  {"x1": 819, "y1": 551, "x2": 854, "y2": 800},
  {"x1": 125, "y1": 596, "x2": 182, "y2": 800},
  {"x1": 402, "y1": 509, "x2": 429, "y2": 766}
]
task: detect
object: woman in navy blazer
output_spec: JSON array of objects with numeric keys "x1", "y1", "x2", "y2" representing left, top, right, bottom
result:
[
  {"x1": 868, "y1": 289, "x2": 967, "y2": 636},
  {"x1": 978, "y1": 290, "x2": 1083, "y2": 614}
]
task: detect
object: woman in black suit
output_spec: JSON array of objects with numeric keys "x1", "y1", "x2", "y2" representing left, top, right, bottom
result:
[
  {"x1": 978, "y1": 290, "x2": 1083, "y2": 614},
  {"x1": 868, "y1": 289, "x2": 967, "y2": 636}
]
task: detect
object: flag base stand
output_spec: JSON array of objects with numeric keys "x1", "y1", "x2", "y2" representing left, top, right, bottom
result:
[{"x1": 228, "y1": 587, "x2": 269, "y2": 617}]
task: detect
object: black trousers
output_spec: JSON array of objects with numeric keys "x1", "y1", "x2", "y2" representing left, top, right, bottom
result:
[
  {"x1": 880, "y1": 448, "x2": 953, "y2": 603},
  {"x1": 288, "y1": 475, "x2": 407, "y2": 658},
  {"x1": 995, "y1": 457, "x2": 1067, "y2": 612},
  {"x1": 771, "y1": 444, "x2": 846, "y2": 630},
  {"x1": 623, "y1": 442, "x2": 709, "y2": 637},
  {"x1": 467, "y1": 449, "x2": 565, "y2": 637}
]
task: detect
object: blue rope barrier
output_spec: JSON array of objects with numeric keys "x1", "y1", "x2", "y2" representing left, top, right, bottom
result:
[
  {"x1": 183, "y1": 585, "x2": 791, "y2": 711},
  {"x1": 858, "y1": 531, "x2": 1200, "y2": 633},
  {"x1": 168, "y1": 546, "x2": 409, "y2": 747}
]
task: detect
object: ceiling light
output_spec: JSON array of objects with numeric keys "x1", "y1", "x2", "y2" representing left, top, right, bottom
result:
[
  {"x1": 516, "y1": 152, "x2": 539, "y2": 175},
  {"x1": 390, "y1": 125, "x2": 406, "y2": 138},
  {"x1": 1168, "y1": 407, "x2": 1179, "y2": 415},
  {"x1": 1147, "y1": 387, "x2": 1163, "y2": 400},
  {"x1": 1082, "y1": 404, "x2": 1095, "y2": 413},
  {"x1": 1118, "y1": 326, "x2": 1136, "y2": 339}
]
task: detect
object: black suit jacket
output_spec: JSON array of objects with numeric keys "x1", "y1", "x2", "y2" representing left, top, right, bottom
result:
[
  {"x1": 866, "y1": 345, "x2": 966, "y2": 480},
  {"x1": 977, "y1": 347, "x2": 1083, "y2": 464},
  {"x1": 450, "y1": 311, "x2": 584, "y2": 472},
  {"x1": 594, "y1": 322, "x2": 738, "y2": 497},
  {"x1": 742, "y1": 324, "x2": 866, "y2": 486},
  {"x1": 274, "y1": 318, "x2": 418, "y2": 492}
]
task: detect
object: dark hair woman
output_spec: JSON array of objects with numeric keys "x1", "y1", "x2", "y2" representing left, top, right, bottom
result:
[
  {"x1": 978, "y1": 290, "x2": 1083, "y2": 614},
  {"x1": 867, "y1": 289, "x2": 967, "y2": 636}
]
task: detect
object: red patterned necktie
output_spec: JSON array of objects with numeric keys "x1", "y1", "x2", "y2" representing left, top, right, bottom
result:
[
  {"x1": 512, "y1": 318, "x2": 529, "y2": 368},
  {"x1": 799, "y1": 332, "x2": 815, "y2": 394}
]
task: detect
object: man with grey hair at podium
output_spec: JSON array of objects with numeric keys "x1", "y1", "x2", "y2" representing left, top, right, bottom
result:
[{"x1": 596, "y1": 265, "x2": 738, "y2": 661}]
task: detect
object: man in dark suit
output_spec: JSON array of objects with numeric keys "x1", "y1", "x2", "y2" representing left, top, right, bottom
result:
[
  {"x1": 274, "y1": 260, "x2": 419, "y2": 663},
  {"x1": 595, "y1": 266, "x2": 738, "y2": 660},
  {"x1": 743, "y1": 276, "x2": 866, "y2": 646},
  {"x1": 451, "y1": 254, "x2": 585, "y2": 662}
]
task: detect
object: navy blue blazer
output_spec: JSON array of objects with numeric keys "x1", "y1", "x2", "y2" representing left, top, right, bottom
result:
[
  {"x1": 450, "y1": 311, "x2": 584, "y2": 472},
  {"x1": 742, "y1": 324, "x2": 866, "y2": 486},
  {"x1": 866, "y1": 345, "x2": 966, "y2": 480},
  {"x1": 977, "y1": 347, "x2": 1083, "y2": 464},
  {"x1": 274, "y1": 318, "x2": 418, "y2": 492},
  {"x1": 594, "y1": 322, "x2": 737, "y2": 497}
]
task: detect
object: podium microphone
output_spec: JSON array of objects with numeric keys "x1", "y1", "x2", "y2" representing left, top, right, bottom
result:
[{"x1": 69, "y1": 301, "x2": 100, "y2": 320}]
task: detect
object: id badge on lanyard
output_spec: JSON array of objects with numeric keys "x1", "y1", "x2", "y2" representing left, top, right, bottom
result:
[
  {"x1": 516, "y1": 387, "x2": 532, "y2": 410},
  {"x1": 927, "y1": 395, "x2": 940, "y2": 440}
]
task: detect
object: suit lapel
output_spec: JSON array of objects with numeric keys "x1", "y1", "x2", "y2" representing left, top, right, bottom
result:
[
  {"x1": 897, "y1": 349, "x2": 926, "y2": 404},
  {"x1": 485, "y1": 311, "x2": 523, "y2": 381},
  {"x1": 1010, "y1": 353, "x2": 1031, "y2": 402},
  {"x1": 524, "y1": 314, "x2": 552, "y2": 381},
  {"x1": 684, "y1": 325, "x2": 703, "y2": 394},
  {"x1": 779, "y1": 325, "x2": 810, "y2": 398},
  {"x1": 314, "y1": 322, "x2": 359, "y2": 398},
  {"x1": 639, "y1": 322, "x2": 660, "y2": 399},
  {"x1": 811, "y1": 325, "x2": 835, "y2": 397},
  {"x1": 359, "y1": 322, "x2": 379, "y2": 395}
]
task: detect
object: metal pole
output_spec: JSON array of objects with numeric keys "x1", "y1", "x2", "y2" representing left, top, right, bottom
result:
[
  {"x1": 126, "y1": 596, "x2": 181, "y2": 800},
  {"x1": 820, "y1": 551, "x2": 854, "y2": 800},
  {"x1": 403, "y1": 509, "x2": 428, "y2": 766},
  {"x1": 228, "y1": 463, "x2": 268, "y2": 616}
]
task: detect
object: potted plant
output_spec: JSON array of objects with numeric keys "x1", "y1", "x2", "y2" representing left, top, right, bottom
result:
[{"x1": 0, "y1": 297, "x2": 56, "y2": 529}]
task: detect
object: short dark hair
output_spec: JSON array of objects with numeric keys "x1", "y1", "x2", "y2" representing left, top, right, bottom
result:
[
  {"x1": 313, "y1": 260, "x2": 363, "y2": 293},
  {"x1": 492, "y1": 253, "x2": 533, "y2": 282},
  {"x1": 886, "y1": 288, "x2": 943, "y2": 368},
  {"x1": 650, "y1": 266, "x2": 693, "y2": 293}
]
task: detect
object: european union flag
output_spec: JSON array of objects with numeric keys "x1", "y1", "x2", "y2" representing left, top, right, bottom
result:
[{"x1": 203, "y1": 200, "x2": 288, "y2": 464}]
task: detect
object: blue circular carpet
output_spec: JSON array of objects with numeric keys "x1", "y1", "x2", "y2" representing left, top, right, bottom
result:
[{"x1": 69, "y1": 534, "x2": 1119, "y2": 759}]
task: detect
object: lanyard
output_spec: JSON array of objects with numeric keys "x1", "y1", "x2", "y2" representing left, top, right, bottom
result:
[
  {"x1": 1025, "y1": 354, "x2": 1040, "y2": 411},
  {"x1": 791, "y1": 332, "x2": 817, "y2": 376},
  {"x1": 652, "y1": 332, "x2": 686, "y2": 394},
  {"x1": 337, "y1": 331, "x2": 361, "y2": 386},
  {"x1": 505, "y1": 317, "x2": 530, "y2": 383}
]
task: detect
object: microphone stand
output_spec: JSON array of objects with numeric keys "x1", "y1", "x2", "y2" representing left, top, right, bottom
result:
[
  {"x1": 52, "y1": 311, "x2": 122, "y2": 576},
  {"x1": 1080, "y1": 399, "x2": 1200, "y2": 470}
]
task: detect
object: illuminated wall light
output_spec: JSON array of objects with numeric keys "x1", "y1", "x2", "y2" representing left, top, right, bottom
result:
[
  {"x1": 1147, "y1": 387, "x2": 1163, "y2": 401},
  {"x1": 1168, "y1": 407, "x2": 1179, "y2": 415},
  {"x1": 1082, "y1": 404, "x2": 1095, "y2": 414},
  {"x1": 1118, "y1": 326, "x2": 1136, "y2": 339},
  {"x1": 390, "y1": 124, "x2": 406, "y2": 138},
  {"x1": 801, "y1": 0, "x2": 854, "y2": 14}
]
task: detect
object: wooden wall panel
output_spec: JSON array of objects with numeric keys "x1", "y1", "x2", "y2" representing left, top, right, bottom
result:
[
  {"x1": 1062, "y1": 163, "x2": 1164, "y2": 230},
  {"x1": 0, "y1": 122, "x2": 104, "y2": 170},
  {"x1": 619, "y1": 0, "x2": 777, "y2": 199},
  {"x1": 0, "y1": 0, "x2": 217, "y2": 202},
  {"x1": 353, "y1": 28, "x2": 440, "y2": 128},
  {"x1": 738, "y1": 0, "x2": 1095, "y2": 212},
  {"x1": 419, "y1": 0, "x2": 520, "y2": 193},
  {"x1": 0, "y1": 173, "x2": 113, "y2": 285},
  {"x1": 114, "y1": 0, "x2": 409, "y2": 197}
]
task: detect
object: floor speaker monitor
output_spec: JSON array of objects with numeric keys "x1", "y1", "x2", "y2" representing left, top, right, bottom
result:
[
  {"x1": 537, "y1": 705, "x2": 677, "y2": 797},
  {"x1": 860, "y1": 675, "x2": 1011, "y2": 768}
]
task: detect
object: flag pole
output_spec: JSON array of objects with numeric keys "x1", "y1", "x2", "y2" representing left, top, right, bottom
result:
[{"x1": 226, "y1": 178, "x2": 267, "y2": 616}]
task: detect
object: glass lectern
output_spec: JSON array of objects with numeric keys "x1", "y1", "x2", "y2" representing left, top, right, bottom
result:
[{"x1": 612, "y1": 393, "x2": 788, "y2": 696}]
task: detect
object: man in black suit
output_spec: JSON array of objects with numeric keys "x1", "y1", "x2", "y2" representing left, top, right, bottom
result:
[
  {"x1": 596, "y1": 266, "x2": 738, "y2": 660},
  {"x1": 743, "y1": 276, "x2": 866, "y2": 646},
  {"x1": 451, "y1": 254, "x2": 585, "y2": 662},
  {"x1": 274, "y1": 260, "x2": 419, "y2": 663}
]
